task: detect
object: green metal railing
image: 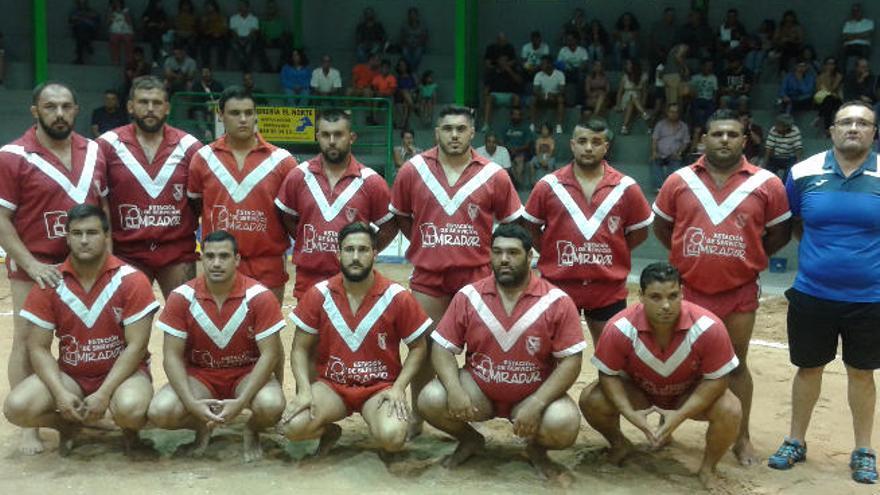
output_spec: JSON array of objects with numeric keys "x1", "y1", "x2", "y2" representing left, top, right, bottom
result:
[{"x1": 168, "y1": 92, "x2": 395, "y2": 182}]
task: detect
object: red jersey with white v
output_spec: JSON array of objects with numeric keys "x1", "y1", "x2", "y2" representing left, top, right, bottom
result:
[
  {"x1": 652, "y1": 157, "x2": 790, "y2": 294},
  {"x1": 432, "y1": 276, "x2": 586, "y2": 404},
  {"x1": 524, "y1": 162, "x2": 653, "y2": 283},
  {"x1": 98, "y1": 124, "x2": 200, "y2": 248},
  {"x1": 187, "y1": 134, "x2": 297, "y2": 257},
  {"x1": 275, "y1": 156, "x2": 392, "y2": 274},
  {"x1": 592, "y1": 301, "x2": 739, "y2": 409},
  {"x1": 390, "y1": 147, "x2": 522, "y2": 271},
  {"x1": 157, "y1": 273, "x2": 285, "y2": 369},
  {"x1": 0, "y1": 128, "x2": 107, "y2": 262},
  {"x1": 290, "y1": 272, "x2": 430, "y2": 387},
  {"x1": 19, "y1": 255, "x2": 158, "y2": 378}
]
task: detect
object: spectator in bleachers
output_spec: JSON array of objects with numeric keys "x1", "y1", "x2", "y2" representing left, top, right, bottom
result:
[
  {"x1": 844, "y1": 57, "x2": 877, "y2": 104},
  {"x1": 163, "y1": 46, "x2": 198, "y2": 94},
  {"x1": 107, "y1": 0, "x2": 134, "y2": 66},
  {"x1": 800, "y1": 46, "x2": 821, "y2": 75},
  {"x1": 719, "y1": 55, "x2": 752, "y2": 112},
  {"x1": 557, "y1": 32, "x2": 589, "y2": 104},
  {"x1": 744, "y1": 20, "x2": 775, "y2": 76},
  {"x1": 530, "y1": 56, "x2": 565, "y2": 135},
  {"x1": 242, "y1": 71, "x2": 263, "y2": 96},
  {"x1": 484, "y1": 32, "x2": 516, "y2": 71},
  {"x1": 717, "y1": 8, "x2": 746, "y2": 59},
  {"x1": 521, "y1": 31, "x2": 549, "y2": 79},
  {"x1": 584, "y1": 60, "x2": 611, "y2": 117},
  {"x1": 481, "y1": 54, "x2": 524, "y2": 132},
  {"x1": 651, "y1": 103, "x2": 689, "y2": 191},
  {"x1": 502, "y1": 106, "x2": 534, "y2": 167},
  {"x1": 585, "y1": 19, "x2": 610, "y2": 64},
  {"x1": 173, "y1": 0, "x2": 198, "y2": 57},
  {"x1": 393, "y1": 128, "x2": 422, "y2": 169},
  {"x1": 662, "y1": 43, "x2": 689, "y2": 107},
  {"x1": 196, "y1": 66, "x2": 224, "y2": 94},
  {"x1": 141, "y1": 0, "x2": 169, "y2": 63},
  {"x1": 763, "y1": 113, "x2": 802, "y2": 180},
  {"x1": 678, "y1": 10, "x2": 714, "y2": 61},
  {"x1": 739, "y1": 110, "x2": 764, "y2": 164},
  {"x1": 371, "y1": 60, "x2": 397, "y2": 124},
  {"x1": 616, "y1": 59, "x2": 649, "y2": 135},
  {"x1": 417, "y1": 70, "x2": 437, "y2": 126},
  {"x1": 191, "y1": 67, "x2": 224, "y2": 140},
  {"x1": 612, "y1": 12, "x2": 640, "y2": 70},
  {"x1": 229, "y1": 1, "x2": 259, "y2": 72},
  {"x1": 123, "y1": 46, "x2": 151, "y2": 98},
  {"x1": 650, "y1": 7, "x2": 677, "y2": 66},
  {"x1": 199, "y1": 0, "x2": 228, "y2": 69},
  {"x1": 528, "y1": 122, "x2": 557, "y2": 184},
  {"x1": 90, "y1": 90, "x2": 129, "y2": 137},
  {"x1": 399, "y1": 7, "x2": 428, "y2": 71},
  {"x1": 311, "y1": 54, "x2": 342, "y2": 98},
  {"x1": 348, "y1": 53, "x2": 380, "y2": 101},
  {"x1": 475, "y1": 131, "x2": 511, "y2": 171},
  {"x1": 773, "y1": 10, "x2": 805, "y2": 73},
  {"x1": 69, "y1": 0, "x2": 101, "y2": 65},
  {"x1": 841, "y1": 3, "x2": 874, "y2": 72},
  {"x1": 395, "y1": 59, "x2": 417, "y2": 130},
  {"x1": 560, "y1": 8, "x2": 588, "y2": 46},
  {"x1": 280, "y1": 49, "x2": 311, "y2": 103},
  {"x1": 355, "y1": 7, "x2": 387, "y2": 63},
  {"x1": 689, "y1": 59, "x2": 719, "y2": 137},
  {"x1": 815, "y1": 57, "x2": 844, "y2": 132},
  {"x1": 779, "y1": 60, "x2": 816, "y2": 114},
  {"x1": 257, "y1": 0, "x2": 292, "y2": 72}
]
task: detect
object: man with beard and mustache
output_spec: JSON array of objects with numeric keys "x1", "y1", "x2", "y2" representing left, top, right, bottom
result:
[
  {"x1": 523, "y1": 118, "x2": 653, "y2": 345},
  {"x1": 653, "y1": 109, "x2": 792, "y2": 467},
  {"x1": 98, "y1": 76, "x2": 201, "y2": 298},
  {"x1": 275, "y1": 109, "x2": 396, "y2": 300},
  {"x1": 0, "y1": 81, "x2": 108, "y2": 454},
  {"x1": 769, "y1": 101, "x2": 879, "y2": 483},
  {"x1": 282, "y1": 222, "x2": 429, "y2": 459},
  {"x1": 390, "y1": 105, "x2": 522, "y2": 437},
  {"x1": 418, "y1": 223, "x2": 585, "y2": 483}
]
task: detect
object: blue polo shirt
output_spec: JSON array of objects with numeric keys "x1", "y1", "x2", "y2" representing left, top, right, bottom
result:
[{"x1": 786, "y1": 150, "x2": 880, "y2": 302}]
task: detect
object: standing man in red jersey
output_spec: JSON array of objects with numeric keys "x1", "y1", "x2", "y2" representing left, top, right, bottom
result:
[
  {"x1": 98, "y1": 75, "x2": 201, "y2": 298},
  {"x1": 524, "y1": 118, "x2": 653, "y2": 345},
  {"x1": 653, "y1": 109, "x2": 792, "y2": 466},
  {"x1": 0, "y1": 81, "x2": 108, "y2": 454},
  {"x1": 390, "y1": 105, "x2": 523, "y2": 436},
  {"x1": 275, "y1": 109, "x2": 396, "y2": 300}
]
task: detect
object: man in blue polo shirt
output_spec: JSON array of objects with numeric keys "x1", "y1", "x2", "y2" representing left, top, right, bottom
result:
[{"x1": 769, "y1": 100, "x2": 879, "y2": 484}]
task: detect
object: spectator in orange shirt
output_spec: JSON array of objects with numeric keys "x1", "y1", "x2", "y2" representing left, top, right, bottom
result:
[
  {"x1": 369, "y1": 60, "x2": 397, "y2": 125},
  {"x1": 348, "y1": 53, "x2": 380, "y2": 100}
]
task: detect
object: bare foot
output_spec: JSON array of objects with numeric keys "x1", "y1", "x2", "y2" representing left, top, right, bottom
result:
[
  {"x1": 697, "y1": 467, "x2": 725, "y2": 492},
  {"x1": 313, "y1": 424, "x2": 342, "y2": 457},
  {"x1": 122, "y1": 430, "x2": 156, "y2": 459},
  {"x1": 442, "y1": 430, "x2": 485, "y2": 468},
  {"x1": 18, "y1": 428, "x2": 44, "y2": 455},
  {"x1": 57, "y1": 425, "x2": 81, "y2": 457},
  {"x1": 733, "y1": 438, "x2": 759, "y2": 467},
  {"x1": 525, "y1": 443, "x2": 573, "y2": 487},
  {"x1": 607, "y1": 436, "x2": 634, "y2": 466},
  {"x1": 242, "y1": 428, "x2": 264, "y2": 463},
  {"x1": 179, "y1": 427, "x2": 212, "y2": 458}
]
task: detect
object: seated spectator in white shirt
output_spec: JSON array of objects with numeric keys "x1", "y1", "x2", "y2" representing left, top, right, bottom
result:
[
  {"x1": 310, "y1": 55, "x2": 343, "y2": 97},
  {"x1": 842, "y1": 3, "x2": 874, "y2": 72},
  {"x1": 229, "y1": 0, "x2": 260, "y2": 71},
  {"x1": 521, "y1": 30, "x2": 549, "y2": 77},
  {"x1": 530, "y1": 56, "x2": 566, "y2": 134},
  {"x1": 476, "y1": 131, "x2": 512, "y2": 171}
]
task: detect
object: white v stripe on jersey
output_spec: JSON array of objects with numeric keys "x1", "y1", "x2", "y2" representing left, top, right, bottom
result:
[
  {"x1": 543, "y1": 175, "x2": 636, "y2": 240},
  {"x1": 410, "y1": 154, "x2": 502, "y2": 216},
  {"x1": 299, "y1": 161, "x2": 375, "y2": 221},
  {"x1": 676, "y1": 167, "x2": 776, "y2": 226},
  {"x1": 0, "y1": 141, "x2": 99, "y2": 204},
  {"x1": 101, "y1": 131, "x2": 199, "y2": 199},
  {"x1": 198, "y1": 146, "x2": 291, "y2": 203},
  {"x1": 55, "y1": 265, "x2": 138, "y2": 327},
  {"x1": 173, "y1": 284, "x2": 268, "y2": 349},
  {"x1": 317, "y1": 280, "x2": 406, "y2": 352},
  {"x1": 613, "y1": 315, "x2": 723, "y2": 377},
  {"x1": 461, "y1": 285, "x2": 567, "y2": 352}
]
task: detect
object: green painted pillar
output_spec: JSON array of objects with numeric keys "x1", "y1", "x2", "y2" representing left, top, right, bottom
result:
[
  {"x1": 466, "y1": 0, "x2": 478, "y2": 106},
  {"x1": 33, "y1": 0, "x2": 48, "y2": 83},
  {"x1": 454, "y1": 0, "x2": 467, "y2": 105},
  {"x1": 292, "y1": 0, "x2": 303, "y2": 50}
]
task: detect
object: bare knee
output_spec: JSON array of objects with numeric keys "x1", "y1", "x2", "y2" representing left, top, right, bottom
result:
[
  {"x1": 707, "y1": 391, "x2": 742, "y2": 428},
  {"x1": 846, "y1": 366, "x2": 875, "y2": 384},
  {"x1": 796, "y1": 366, "x2": 825, "y2": 379},
  {"x1": 578, "y1": 382, "x2": 614, "y2": 418},
  {"x1": 250, "y1": 392, "x2": 285, "y2": 425},
  {"x1": 373, "y1": 417, "x2": 408, "y2": 452},
  {"x1": 280, "y1": 411, "x2": 319, "y2": 440},
  {"x1": 538, "y1": 398, "x2": 581, "y2": 449},
  {"x1": 416, "y1": 379, "x2": 448, "y2": 419},
  {"x1": 148, "y1": 392, "x2": 187, "y2": 428},
  {"x1": 111, "y1": 391, "x2": 151, "y2": 430},
  {"x1": 3, "y1": 390, "x2": 34, "y2": 427}
]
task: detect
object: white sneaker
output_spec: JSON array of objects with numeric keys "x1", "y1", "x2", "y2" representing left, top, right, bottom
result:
[
  {"x1": 555, "y1": 124, "x2": 563, "y2": 134},
  {"x1": 529, "y1": 123, "x2": 536, "y2": 132}
]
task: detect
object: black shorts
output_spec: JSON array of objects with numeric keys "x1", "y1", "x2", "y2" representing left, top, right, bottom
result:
[
  {"x1": 785, "y1": 288, "x2": 880, "y2": 369},
  {"x1": 583, "y1": 299, "x2": 628, "y2": 322}
]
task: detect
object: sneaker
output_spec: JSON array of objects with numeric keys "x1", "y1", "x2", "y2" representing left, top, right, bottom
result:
[
  {"x1": 529, "y1": 123, "x2": 536, "y2": 132},
  {"x1": 555, "y1": 124, "x2": 563, "y2": 134},
  {"x1": 620, "y1": 126, "x2": 630, "y2": 135},
  {"x1": 850, "y1": 448, "x2": 878, "y2": 484},
  {"x1": 768, "y1": 437, "x2": 807, "y2": 470}
]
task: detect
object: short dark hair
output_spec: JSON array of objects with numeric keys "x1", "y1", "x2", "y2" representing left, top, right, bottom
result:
[
  {"x1": 491, "y1": 223, "x2": 533, "y2": 253},
  {"x1": 203, "y1": 230, "x2": 239, "y2": 253},
  {"x1": 835, "y1": 100, "x2": 877, "y2": 122},
  {"x1": 104, "y1": 89, "x2": 120, "y2": 97},
  {"x1": 129, "y1": 75, "x2": 168, "y2": 101},
  {"x1": 573, "y1": 117, "x2": 609, "y2": 138},
  {"x1": 705, "y1": 109, "x2": 743, "y2": 131},
  {"x1": 32, "y1": 81, "x2": 78, "y2": 106},
  {"x1": 540, "y1": 54, "x2": 553, "y2": 64},
  {"x1": 400, "y1": 128, "x2": 414, "y2": 138},
  {"x1": 67, "y1": 204, "x2": 109, "y2": 232},
  {"x1": 318, "y1": 108, "x2": 352, "y2": 127},
  {"x1": 218, "y1": 85, "x2": 255, "y2": 112},
  {"x1": 338, "y1": 222, "x2": 377, "y2": 249},
  {"x1": 639, "y1": 262, "x2": 681, "y2": 290},
  {"x1": 437, "y1": 105, "x2": 475, "y2": 125},
  {"x1": 530, "y1": 30, "x2": 541, "y2": 38}
]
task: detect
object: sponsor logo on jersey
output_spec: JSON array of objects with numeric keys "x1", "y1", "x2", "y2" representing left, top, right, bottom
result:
[
  {"x1": 607, "y1": 215, "x2": 620, "y2": 234},
  {"x1": 44, "y1": 210, "x2": 68, "y2": 239},
  {"x1": 467, "y1": 202, "x2": 479, "y2": 220},
  {"x1": 556, "y1": 240, "x2": 613, "y2": 267},
  {"x1": 683, "y1": 227, "x2": 746, "y2": 260},
  {"x1": 418, "y1": 222, "x2": 481, "y2": 248},
  {"x1": 212, "y1": 205, "x2": 268, "y2": 232},
  {"x1": 469, "y1": 352, "x2": 542, "y2": 385},
  {"x1": 526, "y1": 336, "x2": 541, "y2": 356},
  {"x1": 112, "y1": 307, "x2": 123, "y2": 324},
  {"x1": 345, "y1": 206, "x2": 358, "y2": 222},
  {"x1": 60, "y1": 334, "x2": 125, "y2": 367},
  {"x1": 173, "y1": 183, "x2": 185, "y2": 201},
  {"x1": 300, "y1": 224, "x2": 339, "y2": 253},
  {"x1": 119, "y1": 204, "x2": 183, "y2": 230},
  {"x1": 377, "y1": 332, "x2": 387, "y2": 350}
]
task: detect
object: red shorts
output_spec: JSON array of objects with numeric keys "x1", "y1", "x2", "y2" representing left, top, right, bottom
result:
[
  {"x1": 114, "y1": 237, "x2": 198, "y2": 277},
  {"x1": 409, "y1": 265, "x2": 491, "y2": 298},
  {"x1": 319, "y1": 378, "x2": 392, "y2": 414},
  {"x1": 6, "y1": 255, "x2": 65, "y2": 282},
  {"x1": 188, "y1": 366, "x2": 252, "y2": 400},
  {"x1": 239, "y1": 255, "x2": 288, "y2": 290},
  {"x1": 548, "y1": 278, "x2": 628, "y2": 314},
  {"x1": 71, "y1": 364, "x2": 152, "y2": 396},
  {"x1": 683, "y1": 280, "x2": 760, "y2": 320},
  {"x1": 293, "y1": 268, "x2": 334, "y2": 299}
]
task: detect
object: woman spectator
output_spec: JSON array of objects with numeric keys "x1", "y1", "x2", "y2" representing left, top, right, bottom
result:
[
  {"x1": 779, "y1": 60, "x2": 816, "y2": 114},
  {"x1": 528, "y1": 122, "x2": 557, "y2": 184},
  {"x1": 814, "y1": 57, "x2": 843, "y2": 132},
  {"x1": 585, "y1": 19, "x2": 609, "y2": 63},
  {"x1": 280, "y1": 49, "x2": 311, "y2": 104},
  {"x1": 617, "y1": 59, "x2": 649, "y2": 135},
  {"x1": 107, "y1": 0, "x2": 134, "y2": 66},
  {"x1": 613, "y1": 12, "x2": 640, "y2": 70},
  {"x1": 174, "y1": 0, "x2": 198, "y2": 56},
  {"x1": 418, "y1": 70, "x2": 437, "y2": 126},
  {"x1": 399, "y1": 7, "x2": 428, "y2": 71},
  {"x1": 584, "y1": 60, "x2": 611, "y2": 116},
  {"x1": 395, "y1": 59, "x2": 418, "y2": 130},
  {"x1": 773, "y1": 10, "x2": 804, "y2": 73},
  {"x1": 141, "y1": 0, "x2": 169, "y2": 63},
  {"x1": 799, "y1": 46, "x2": 821, "y2": 74},
  {"x1": 200, "y1": 1, "x2": 228, "y2": 69}
]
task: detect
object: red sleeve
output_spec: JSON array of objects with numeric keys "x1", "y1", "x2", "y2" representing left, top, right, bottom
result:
[
  {"x1": 390, "y1": 162, "x2": 414, "y2": 216},
  {"x1": 121, "y1": 270, "x2": 159, "y2": 326},
  {"x1": 275, "y1": 168, "x2": 301, "y2": 216},
  {"x1": 0, "y1": 151, "x2": 22, "y2": 210},
  {"x1": 251, "y1": 290, "x2": 285, "y2": 340},
  {"x1": 392, "y1": 290, "x2": 431, "y2": 344},
  {"x1": 522, "y1": 179, "x2": 549, "y2": 225},
  {"x1": 19, "y1": 286, "x2": 57, "y2": 331},
  {"x1": 492, "y1": 168, "x2": 523, "y2": 223},
  {"x1": 550, "y1": 295, "x2": 587, "y2": 357},
  {"x1": 156, "y1": 291, "x2": 191, "y2": 339},
  {"x1": 762, "y1": 176, "x2": 792, "y2": 227},
  {"x1": 289, "y1": 286, "x2": 324, "y2": 334},
  {"x1": 622, "y1": 182, "x2": 653, "y2": 232},
  {"x1": 696, "y1": 321, "x2": 739, "y2": 379},
  {"x1": 187, "y1": 153, "x2": 205, "y2": 197},
  {"x1": 591, "y1": 321, "x2": 630, "y2": 375},
  {"x1": 366, "y1": 175, "x2": 393, "y2": 225},
  {"x1": 431, "y1": 291, "x2": 469, "y2": 354},
  {"x1": 278, "y1": 154, "x2": 298, "y2": 180},
  {"x1": 93, "y1": 143, "x2": 109, "y2": 197},
  {"x1": 652, "y1": 174, "x2": 680, "y2": 222}
]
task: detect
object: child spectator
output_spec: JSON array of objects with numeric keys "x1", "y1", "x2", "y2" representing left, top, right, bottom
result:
[
  {"x1": 418, "y1": 71, "x2": 437, "y2": 126},
  {"x1": 764, "y1": 113, "x2": 803, "y2": 180}
]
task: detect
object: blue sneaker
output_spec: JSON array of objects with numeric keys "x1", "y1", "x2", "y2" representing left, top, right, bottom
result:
[
  {"x1": 850, "y1": 448, "x2": 878, "y2": 484},
  {"x1": 768, "y1": 437, "x2": 807, "y2": 470}
]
